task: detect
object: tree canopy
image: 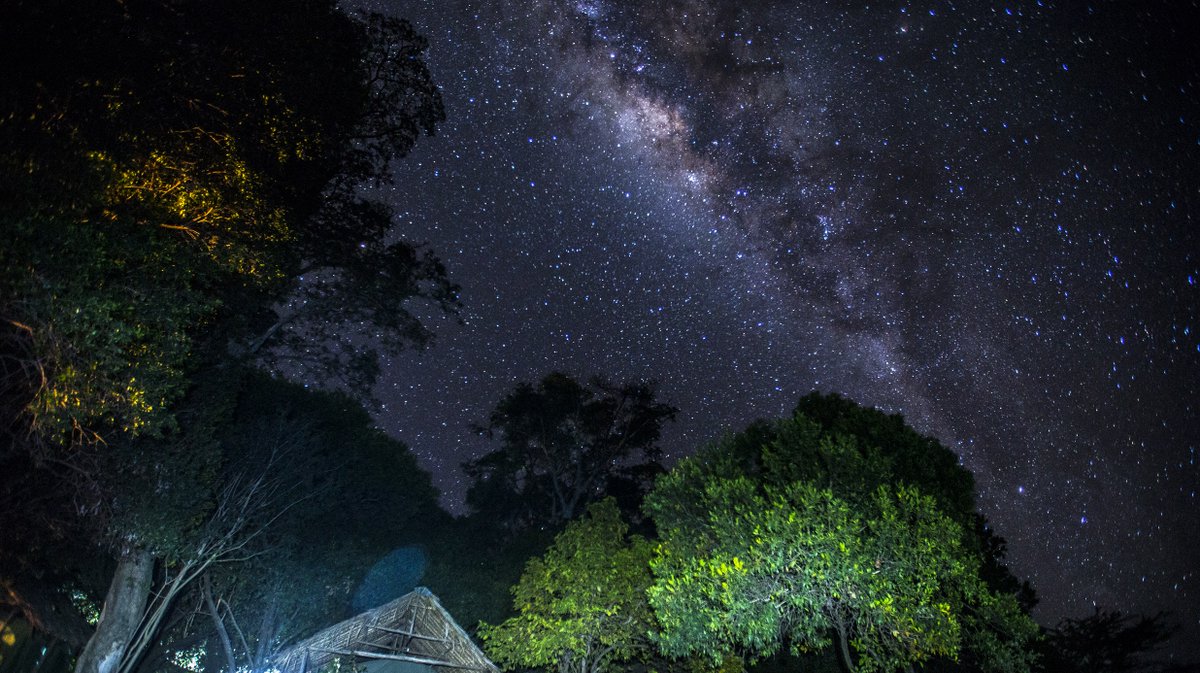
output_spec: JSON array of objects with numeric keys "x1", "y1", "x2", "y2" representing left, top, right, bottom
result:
[
  {"x1": 0, "y1": 1, "x2": 453, "y2": 671},
  {"x1": 1, "y1": 0, "x2": 454, "y2": 454},
  {"x1": 644, "y1": 395, "x2": 1040, "y2": 673},
  {"x1": 465, "y1": 372, "x2": 676, "y2": 530},
  {"x1": 479, "y1": 499, "x2": 656, "y2": 673},
  {"x1": 1037, "y1": 609, "x2": 1178, "y2": 673}
]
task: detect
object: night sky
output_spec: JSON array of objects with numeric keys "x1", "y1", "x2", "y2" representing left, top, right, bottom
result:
[{"x1": 355, "y1": 0, "x2": 1198, "y2": 660}]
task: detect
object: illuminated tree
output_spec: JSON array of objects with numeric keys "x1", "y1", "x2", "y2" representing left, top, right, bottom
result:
[
  {"x1": 479, "y1": 499, "x2": 655, "y2": 673},
  {"x1": 644, "y1": 402, "x2": 1040, "y2": 673},
  {"x1": 1, "y1": 0, "x2": 453, "y2": 448}
]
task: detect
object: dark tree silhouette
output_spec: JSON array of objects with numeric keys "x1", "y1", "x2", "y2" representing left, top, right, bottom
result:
[
  {"x1": 1039, "y1": 609, "x2": 1178, "y2": 673},
  {"x1": 464, "y1": 372, "x2": 676, "y2": 531}
]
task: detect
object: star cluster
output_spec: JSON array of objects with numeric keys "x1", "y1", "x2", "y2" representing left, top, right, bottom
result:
[{"x1": 359, "y1": 0, "x2": 1198, "y2": 659}]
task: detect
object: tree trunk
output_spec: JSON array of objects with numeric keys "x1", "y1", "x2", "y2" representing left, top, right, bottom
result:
[
  {"x1": 834, "y1": 617, "x2": 856, "y2": 673},
  {"x1": 202, "y1": 576, "x2": 238, "y2": 673},
  {"x1": 251, "y1": 592, "x2": 280, "y2": 669},
  {"x1": 74, "y1": 547, "x2": 155, "y2": 673}
]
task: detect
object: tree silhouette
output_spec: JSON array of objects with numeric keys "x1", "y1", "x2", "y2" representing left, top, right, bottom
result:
[
  {"x1": 465, "y1": 372, "x2": 676, "y2": 531},
  {"x1": 1040, "y1": 609, "x2": 1177, "y2": 673}
]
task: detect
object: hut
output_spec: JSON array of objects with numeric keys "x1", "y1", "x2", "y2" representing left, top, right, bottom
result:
[{"x1": 272, "y1": 588, "x2": 499, "y2": 673}]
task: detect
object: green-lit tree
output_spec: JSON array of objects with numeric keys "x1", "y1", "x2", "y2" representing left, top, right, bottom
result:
[
  {"x1": 644, "y1": 397, "x2": 1040, "y2": 673},
  {"x1": 479, "y1": 499, "x2": 656, "y2": 673}
]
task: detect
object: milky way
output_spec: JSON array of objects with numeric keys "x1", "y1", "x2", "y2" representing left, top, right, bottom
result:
[{"x1": 358, "y1": 0, "x2": 1199, "y2": 659}]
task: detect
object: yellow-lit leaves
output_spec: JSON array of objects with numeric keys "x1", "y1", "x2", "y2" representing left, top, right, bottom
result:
[{"x1": 108, "y1": 135, "x2": 292, "y2": 287}]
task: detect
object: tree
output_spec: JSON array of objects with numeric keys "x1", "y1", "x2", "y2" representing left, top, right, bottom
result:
[
  {"x1": 421, "y1": 512, "x2": 559, "y2": 634},
  {"x1": 141, "y1": 375, "x2": 443, "y2": 673},
  {"x1": 0, "y1": 1, "x2": 453, "y2": 670},
  {"x1": 1, "y1": 0, "x2": 454, "y2": 450},
  {"x1": 465, "y1": 372, "x2": 676, "y2": 530},
  {"x1": 644, "y1": 400, "x2": 1040, "y2": 673},
  {"x1": 479, "y1": 499, "x2": 655, "y2": 673},
  {"x1": 82, "y1": 432, "x2": 311, "y2": 673},
  {"x1": 789, "y1": 393, "x2": 977, "y2": 529},
  {"x1": 1038, "y1": 610, "x2": 1177, "y2": 673}
]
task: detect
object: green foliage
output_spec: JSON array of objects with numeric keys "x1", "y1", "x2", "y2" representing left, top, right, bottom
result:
[
  {"x1": 0, "y1": 157, "x2": 220, "y2": 444},
  {"x1": 792, "y1": 393, "x2": 978, "y2": 526},
  {"x1": 0, "y1": 0, "x2": 452, "y2": 449},
  {"x1": 479, "y1": 499, "x2": 655, "y2": 673},
  {"x1": 649, "y1": 480, "x2": 963, "y2": 671},
  {"x1": 645, "y1": 398, "x2": 1041, "y2": 673},
  {"x1": 0, "y1": 1, "x2": 452, "y2": 660}
]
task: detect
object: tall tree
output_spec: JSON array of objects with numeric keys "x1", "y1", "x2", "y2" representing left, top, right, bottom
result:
[
  {"x1": 81, "y1": 422, "x2": 312, "y2": 673},
  {"x1": 1, "y1": 0, "x2": 454, "y2": 450},
  {"x1": 0, "y1": 1, "x2": 453, "y2": 671},
  {"x1": 465, "y1": 372, "x2": 676, "y2": 530},
  {"x1": 644, "y1": 397, "x2": 1040, "y2": 673}
]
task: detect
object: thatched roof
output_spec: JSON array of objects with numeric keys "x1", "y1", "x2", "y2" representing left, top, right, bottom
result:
[{"x1": 272, "y1": 587, "x2": 499, "y2": 673}]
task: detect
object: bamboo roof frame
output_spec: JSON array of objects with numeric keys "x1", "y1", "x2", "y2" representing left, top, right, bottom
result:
[{"x1": 272, "y1": 588, "x2": 499, "y2": 673}]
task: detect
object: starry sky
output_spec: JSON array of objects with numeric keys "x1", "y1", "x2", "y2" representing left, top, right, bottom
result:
[{"x1": 356, "y1": 0, "x2": 1198, "y2": 660}]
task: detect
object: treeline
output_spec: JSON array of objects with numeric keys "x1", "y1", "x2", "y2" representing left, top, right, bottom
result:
[
  {"x1": 467, "y1": 388, "x2": 1042, "y2": 673},
  {"x1": 462, "y1": 384, "x2": 1189, "y2": 673}
]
